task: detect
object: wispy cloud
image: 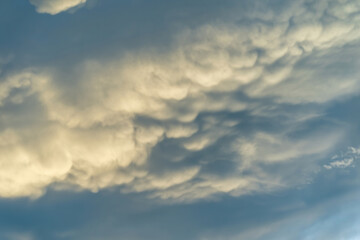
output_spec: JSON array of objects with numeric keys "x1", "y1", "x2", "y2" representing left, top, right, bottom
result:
[{"x1": 29, "y1": 0, "x2": 87, "y2": 15}]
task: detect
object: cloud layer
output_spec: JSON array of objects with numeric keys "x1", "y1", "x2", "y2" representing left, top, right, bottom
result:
[{"x1": 1, "y1": 0, "x2": 360, "y2": 201}]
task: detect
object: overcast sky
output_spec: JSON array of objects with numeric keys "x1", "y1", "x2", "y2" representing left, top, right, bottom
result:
[{"x1": 1, "y1": 0, "x2": 360, "y2": 239}]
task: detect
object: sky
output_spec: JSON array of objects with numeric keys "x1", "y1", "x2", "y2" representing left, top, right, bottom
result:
[{"x1": 0, "y1": 0, "x2": 360, "y2": 239}]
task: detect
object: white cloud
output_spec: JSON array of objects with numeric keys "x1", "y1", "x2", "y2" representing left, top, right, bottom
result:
[
  {"x1": 324, "y1": 146, "x2": 359, "y2": 169},
  {"x1": 1, "y1": 0, "x2": 360, "y2": 201},
  {"x1": 29, "y1": 0, "x2": 87, "y2": 15},
  {"x1": 324, "y1": 158, "x2": 354, "y2": 169}
]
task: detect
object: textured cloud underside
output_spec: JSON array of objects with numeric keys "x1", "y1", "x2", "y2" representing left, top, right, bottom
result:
[
  {"x1": 1, "y1": 0, "x2": 360, "y2": 201},
  {"x1": 29, "y1": 0, "x2": 87, "y2": 14}
]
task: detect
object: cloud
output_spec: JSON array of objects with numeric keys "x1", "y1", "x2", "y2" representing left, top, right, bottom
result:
[
  {"x1": 324, "y1": 146, "x2": 359, "y2": 169},
  {"x1": 4, "y1": 233, "x2": 34, "y2": 240},
  {"x1": 29, "y1": 0, "x2": 87, "y2": 15},
  {"x1": 201, "y1": 192, "x2": 360, "y2": 240},
  {"x1": 324, "y1": 158, "x2": 354, "y2": 169},
  {"x1": 1, "y1": 0, "x2": 360, "y2": 201}
]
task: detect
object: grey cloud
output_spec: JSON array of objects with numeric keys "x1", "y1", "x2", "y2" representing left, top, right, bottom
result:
[{"x1": 202, "y1": 192, "x2": 360, "y2": 240}]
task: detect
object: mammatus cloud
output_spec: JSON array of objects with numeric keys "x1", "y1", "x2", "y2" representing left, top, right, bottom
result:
[
  {"x1": 29, "y1": 0, "x2": 87, "y2": 14},
  {"x1": 1, "y1": 0, "x2": 360, "y2": 201}
]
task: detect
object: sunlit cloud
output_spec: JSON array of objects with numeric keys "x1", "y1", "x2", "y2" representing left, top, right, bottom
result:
[
  {"x1": 29, "y1": 0, "x2": 87, "y2": 14},
  {"x1": 1, "y1": 0, "x2": 360, "y2": 203}
]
